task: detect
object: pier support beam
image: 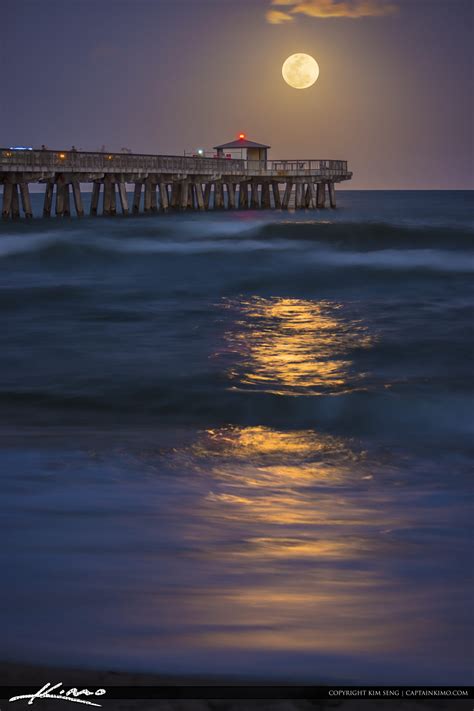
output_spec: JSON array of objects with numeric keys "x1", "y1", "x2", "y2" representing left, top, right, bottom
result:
[
  {"x1": 295, "y1": 182, "x2": 304, "y2": 209},
  {"x1": 43, "y1": 182, "x2": 54, "y2": 217},
  {"x1": 179, "y1": 181, "x2": 189, "y2": 211},
  {"x1": 111, "y1": 182, "x2": 117, "y2": 215},
  {"x1": 72, "y1": 180, "x2": 84, "y2": 217},
  {"x1": 11, "y1": 185, "x2": 20, "y2": 219},
  {"x1": 250, "y1": 181, "x2": 259, "y2": 209},
  {"x1": 239, "y1": 182, "x2": 249, "y2": 208},
  {"x1": 159, "y1": 182, "x2": 169, "y2": 212},
  {"x1": 305, "y1": 183, "x2": 315, "y2": 209},
  {"x1": 214, "y1": 182, "x2": 224, "y2": 209},
  {"x1": 204, "y1": 183, "x2": 211, "y2": 209},
  {"x1": 91, "y1": 182, "x2": 101, "y2": 216},
  {"x1": 103, "y1": 177, "x2": 113, "y2": 216},
  {"x1": 143, "y1": 181, "x2": 151, "y2": 213},
  {"x1": 261, "y1": 182, "x2": 271, "y2": 209},
  {"x1": 227, "y1": 182, "x2": 236, "y2": 209},
  {"x1": 55, "y1": 179, "x2": 65, "y2": 217},
  {"x1": 282, "y1": 182, "x2": 293, "y2": 209},
  {"x1": 316, "y1": 182, "x2": 326, "y2": 208},
  {"x1": 151, "y1": 182, "x2": 158, "y2": 212},
  {"x1": 63, "y1": 183, "x2": 71, "y2": 217},
  {"x1": 195, "y1": 182, "x2": 205, "y2": 211},
  {"x1": 117, "y1": 181, "x2": 129, "y2": 215},
  {"x1": 272, "y1": 182, "x2": 281, "y2": 209},
  {"x1": 19, "y1": 183, "x2": 33, "y2": 218},
  {"x1": 133, "y1": 182, "x2": 142, "y2": 214},
  {"x1": 187, "y1": 184, "x2": 194, "y2": 209},
  {"x1": 2, "y1": 182, "x2": 13, "y2": 219},
  {"x1": 170, "y1": 182, "x2": 180, "y2": 209},
  {"x1": 328, "y1": 182, "x2": 336, "y2": 208}
]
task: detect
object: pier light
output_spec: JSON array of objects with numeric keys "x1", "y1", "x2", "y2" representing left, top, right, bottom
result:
[
  {"x1": 238, "y1": 133, "x2": 246, "y2": 140},
  {"x1": 59, "y1": 153, "x2": 66, "y2": 159},
  {"x1": 197, "y1": 148, "x2": 204, "y2": 156},
  {"x1": 108, "y1": 155, "x2": 113, "y2": 160}
]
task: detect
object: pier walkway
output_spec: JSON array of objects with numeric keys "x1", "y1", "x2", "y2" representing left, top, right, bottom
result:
[{"x1": 0, "y1": 148, "x2": 352, "y2": 219}]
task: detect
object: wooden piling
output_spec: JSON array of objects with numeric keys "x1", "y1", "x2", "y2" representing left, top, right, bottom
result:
[
  {"x1": 295, "y1": 182, "x2": 304, "y2": 209},
  {"x1": 91, "y1": 182, "x2": 101, "y2": 216},
  {"x1": 272, "y1": 182, "x2": 281, "y2": 208},
  {"x1": 195, "y1": 182, "x2": 205, "y2": 211},
  {"x1": 2, "y1": 182, "x2": 13, "y2": 219},
  {"x1": 179, "y1": 181, "x2": 189, "y2": 210},
  {"x1": 227, "y1": 182, "x2": 236, "y2": 209},
  {"x1": 159, "y1": 182, "x2": 169, "y2": 212},
  {"x1": 10, "y1": 185, "x2": 20, "y2": 219},
  {"x1": 187, "y1": 184, "x2": 194, "y2": 210},
  {"x1": 43, "y1": 182, "x2": 53, "y2": 217},
  {"x1": 316, "y1": 182, "x2": 326, "y2": 208},
  {"x1": 250, "y1": 181, "x2": 259, "y2": 209},
  {"x1": 170, "y1": 182, "x2": 180, "y2": 209},
  {"x1": 239, "y1": 182, "x2": 249, "y2": 208},
  {"x1": 111, "y1": 181, "x2": 117, "y2": 216},
  {"x1": 282, "y1": 182, "x2": 293, "y2": 209},
  {"x1": 19, "y1": 183, "x2": 33, "y2": 218},
  {"x1": 63, "y1": 183, "x2": 71, "y2": 217},
  {"x1": 214, "y1": 182, "x2": 224, "y2": 209},
  {"x1": 328, "y1": 181, "x2": 336, "y2": 208},
  {"x1": 261, "y1": 182, "x2": 271, "y2": 209},
  {"x1": 150, "y1": 182, "x2": 158, "y2": 213},
  {"x1": 132, "y1": 182, "x2": 142, "y2": 214},
  {"x1": 204, "y1": 183, "x2": 211, "y2": 209},
  {"x1": 117, "y1": 181, "x2": 129, "y2": 215},
  {"x1": 103, "y1": 178, "x2": 112, "y2": 216},
  {"x1": 143, "y1": 181, "x2": 151, "y2": 213},
  {"x1": 55, "y1": 179, "x2": 65, "y2": 216},
  {"x1": 72, "y1": 180, "x2": 84, "y2": 217},
  {"x1": 11, "y1": 185, "x2": 20, "y2": 219},
  {"x1": 305, "y1": 183, "x2": 315, "y2": 209}
]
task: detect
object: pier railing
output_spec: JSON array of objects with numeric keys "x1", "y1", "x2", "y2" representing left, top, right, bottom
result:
[
  {"x1": 246, "y1": 159, "x2": 348, "y2": 177},
  {"x1": 0, "y1": 149, "x2": 349, "y2": 178}
]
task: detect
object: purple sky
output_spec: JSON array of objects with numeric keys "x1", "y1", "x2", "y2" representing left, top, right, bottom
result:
[{"x1": 1, "y1": 0, "x2": 472, "y2": 188}]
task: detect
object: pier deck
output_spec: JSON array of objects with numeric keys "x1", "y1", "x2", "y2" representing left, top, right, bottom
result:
[{"x1": 0, "y1": 148, "x2": 352, "y2": 219}]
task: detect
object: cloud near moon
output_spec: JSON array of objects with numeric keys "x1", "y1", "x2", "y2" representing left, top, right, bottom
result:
[{"x1": 267, "y1": 0, "x2": 398, "y2": 23}]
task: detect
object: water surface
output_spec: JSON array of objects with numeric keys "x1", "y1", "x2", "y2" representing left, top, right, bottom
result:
[{"x1": 1, "y1": 190, "x2": 473, "y2": 683}]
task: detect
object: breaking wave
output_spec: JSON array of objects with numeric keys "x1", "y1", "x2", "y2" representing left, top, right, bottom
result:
[{"x1": 0, "y1": 220, "x2": 473, "y2": 273}]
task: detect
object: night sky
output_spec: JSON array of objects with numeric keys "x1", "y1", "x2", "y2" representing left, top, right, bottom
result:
[{"x1": 2, "y1": 0, "x2": 472, "y2": 188}]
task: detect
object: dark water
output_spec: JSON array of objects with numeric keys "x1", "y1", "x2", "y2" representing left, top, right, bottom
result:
[{"x1": 1, "y1": 191, "x2": 473, "y2": 683}]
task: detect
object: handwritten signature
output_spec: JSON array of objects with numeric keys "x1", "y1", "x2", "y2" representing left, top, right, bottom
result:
[{"x1": 9, "y1": 682, "x2": 107, "y2": 706}]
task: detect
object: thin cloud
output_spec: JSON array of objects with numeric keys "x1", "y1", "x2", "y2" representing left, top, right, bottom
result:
[
  {"x1": 266, "y1": 9, "x2": 293, "y2": 23},
  {"x1": 266, "y1": 0, "x2": 398, "y2": 22}
]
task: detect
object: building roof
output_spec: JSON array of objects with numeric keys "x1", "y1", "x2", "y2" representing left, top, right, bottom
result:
[{"x1": 213, "y1": 138, "x2": 271, "y2": 150}]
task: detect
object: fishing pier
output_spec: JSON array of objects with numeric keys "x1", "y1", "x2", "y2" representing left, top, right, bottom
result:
[{"x1": 0, "y1": 137, "x2": 352, "y2": 219}]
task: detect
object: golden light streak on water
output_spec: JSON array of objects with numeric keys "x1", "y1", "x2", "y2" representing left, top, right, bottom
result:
[{"x1": 220, "y1": 297, "x2": 374, "y2": 395}]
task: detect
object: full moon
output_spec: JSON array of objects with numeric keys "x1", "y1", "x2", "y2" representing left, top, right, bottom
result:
[{"x1": 282, "y1": 53, "x2": 319, "y2": 89}]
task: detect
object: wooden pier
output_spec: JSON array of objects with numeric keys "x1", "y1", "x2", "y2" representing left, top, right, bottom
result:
[{"x1": 0, "y1": 148, "x2": 352, "y2": 219}]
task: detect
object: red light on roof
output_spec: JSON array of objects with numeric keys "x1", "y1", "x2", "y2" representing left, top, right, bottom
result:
[{"x1": 238, "y1": 133, "x2": 246, "y2": 140}]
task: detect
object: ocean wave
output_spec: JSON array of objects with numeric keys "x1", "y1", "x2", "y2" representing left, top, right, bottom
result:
[
  {"x1": 0, "y1": 218, "x2": 473, "y2": 255},
  {"x1": 306, "y1": 247, "x2": 474, "y2": 272},
  {"x1": 98, "y1": 215, "x2": 474, "y2": 250},
  {"x1": 1, "y1": 384, "x2": 472, "y2": 442}
]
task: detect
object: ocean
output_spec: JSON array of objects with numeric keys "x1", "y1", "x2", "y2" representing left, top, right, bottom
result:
[{"x1": 1, "y1": 190, "x2": 473, "y2": 684}]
